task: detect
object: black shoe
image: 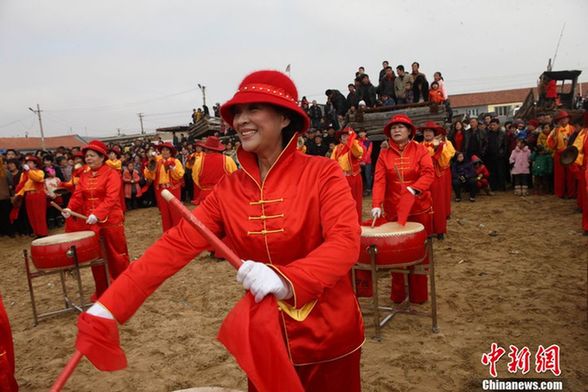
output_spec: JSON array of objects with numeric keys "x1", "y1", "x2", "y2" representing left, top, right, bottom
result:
[{"x1": 436, "y1": 234, "x2": 445, "y2": 240}]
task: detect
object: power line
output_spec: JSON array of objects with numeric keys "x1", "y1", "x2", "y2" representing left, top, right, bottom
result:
[{"x1": 45, "y1": 87, "x2": 198, "y2": 113}]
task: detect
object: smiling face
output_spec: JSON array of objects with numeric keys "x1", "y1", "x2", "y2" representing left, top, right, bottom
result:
[
  {"x1": 85, "y1": 150, "x2": 104, "y2": 170},
  {"x1": 232, "y1": 103, "x2": 291, "y2": 156},
  {"x1": 389, "y1": 123, "x2": 411, "y2": 145}
]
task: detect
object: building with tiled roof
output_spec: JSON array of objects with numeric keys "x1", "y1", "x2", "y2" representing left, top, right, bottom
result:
[
  {"x1": 449, "y1": 82, "x2": 588, "y2": 118},
  {"x1": 0, "y1": 135, "x2": 88, "y2": 152}
]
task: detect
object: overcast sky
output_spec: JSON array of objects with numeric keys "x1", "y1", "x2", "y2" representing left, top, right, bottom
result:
[{"x1": 1, "y1": 0, "x2": 587, "y2": 138}]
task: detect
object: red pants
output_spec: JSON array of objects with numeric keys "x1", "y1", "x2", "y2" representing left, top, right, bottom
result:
[
  {"x1": 444, "y1": 169, "x2": 452, "y2": 218},
  {"x1": 155, "y1": 186, "x2": 182, "y2": 232},
  {"x1": 476, "y1": 178, "x2": 489, "y2": 189},
  {"x1": 91, "y1": 224, "x2": 130, "y2": 299},
  {"x1": 25, "y1": 191, "x2": 48, "y2": 237},
  {"x1": 0, "y1": 293, "x2": 18, "y2": 392},
  {"x1": 430, "y1": 175, "x2": 447, "y2": 235},
  {"x1": 248, "y1": 349, "x2": 361, "y2": 392},
  {"x1": 553, "y1": 151, "x2": 576, "y2": 198},
  {"x1": 346, "y1": 175, "x2": 363, "y2": 224},
  {"x1": 581, "y1": 168, "x2": 588, "y2": 232}
]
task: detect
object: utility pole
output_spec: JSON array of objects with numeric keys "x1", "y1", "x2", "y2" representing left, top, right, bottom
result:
[
  {"x1": 28, "y1": 104, "x2": 46, "y2": 151},
  {"x1": 138, "y1": 113, "x2": 145, "y2": 134},
  {"x1": 198, "y1": 84, "x2": 207, "y2": 107}
]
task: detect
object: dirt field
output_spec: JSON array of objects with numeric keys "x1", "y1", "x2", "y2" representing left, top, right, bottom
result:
[{"x1": 1, "y1": 192, "x2": 586, "y2": 391}]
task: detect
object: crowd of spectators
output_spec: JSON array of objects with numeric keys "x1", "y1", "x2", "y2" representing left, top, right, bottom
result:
[{"x1": 0, "y1": 135, "x2": 242, "y2": 237}]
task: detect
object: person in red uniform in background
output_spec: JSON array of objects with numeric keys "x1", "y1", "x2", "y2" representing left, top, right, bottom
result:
[
  {"x1": 144, "y1": 142, "x2": 185, "y2": 232},
  {"x1": 570, "y1": 112, "x2": 588, "y2": 235},
  {"x1": 419, "y1": 121, "x2": 454, "y2": 239},
  {"x1": 191, "y1": 136, "x2": 238, "y2": 205},
  {"x1": 12, "y1": 156, "x2": 48, "y2": 237},
  {"x1": 61, "y1": 153, "x2": 89, "y2": 232},
  {"x1": 106, "y1": 146, "x2": 125, "y2": 213},
  {"x1": 0, "y1": 292, "x2": 18, "y2": 392},
  {"x1": 370, "y1": 114, "x2": 434, "y2": 304},
  {"x1": 548, "y1": 111, "x2": 576, "y2": 198},
  {"x1": 62, "y1": 140, "x2": 130, "y2": 300},
  {"x1": 331, "y1": 127, "x2": 364, "y2": 223},
  {"x1": 73, "y1": 70, "x2": 364, "y2": 392}
]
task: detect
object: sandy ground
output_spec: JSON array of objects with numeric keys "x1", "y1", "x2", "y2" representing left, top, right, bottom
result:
[{"x1": 1, "y1": 192, "x2": 587, "y2": 391}]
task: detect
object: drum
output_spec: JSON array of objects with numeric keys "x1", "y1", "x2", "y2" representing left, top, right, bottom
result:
[
  {"x1": 359, "y1": 221, "x2": 426, "y2": 265},
  {"x1": 30, "y1": 231, "x2": 101, "y2": 270}
]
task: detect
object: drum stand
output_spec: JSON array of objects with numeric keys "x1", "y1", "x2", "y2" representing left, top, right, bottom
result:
[
  {"x1": 352, "y1": 237, "x2": 438, "y2": 340},
  {"x1": 24, "y1": 246, "x2": 109, "y2": 326}
]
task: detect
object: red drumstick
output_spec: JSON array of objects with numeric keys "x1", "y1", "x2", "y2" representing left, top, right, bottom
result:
[
  {"x1": 49, "y1": 351, "x2": 83, "y2": 392},
  {"x1": 50, "y1": 190, "x2": 243, "y2": 391},
  {"x1": 161, "y1": 189, "x2": 243, "y2": 270}
]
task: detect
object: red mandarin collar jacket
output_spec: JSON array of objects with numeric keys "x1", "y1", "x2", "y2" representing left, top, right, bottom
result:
[
  {"x1": 99, "y1": 135, "x2": 365, "y2": 365},
  {"x1": 68, "y1": 164, "x2": 124, "y2": 226},
  {"x1": 372, "y1": 140, "x2": 434, "y2": 218}
]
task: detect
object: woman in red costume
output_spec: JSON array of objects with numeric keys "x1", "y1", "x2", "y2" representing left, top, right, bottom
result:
[
  {"x1": 331, "y1": 127, "x2": 364, "y2": 223},
  {"x1": 144, "y1": 142, "x2": 185, "y2": 232},
  {"x1": 419, "y1": 121, "x2": 455, "y2": 239},
  {"x1": 73, "y1": 70, "x2": 364, "y2": 391},
  {"x1": 191, "y1": 136, "x2": 238, "y2": 205},
  {"x1": 371, "y1": 114, "x2": 434, "y2": 304},
  {"x1": 12, "y1": 156, "x2": 48, "y2": 238},
  {"x1": 0, "y1": 292, "x2": 18, "y2": 391},
  {"x1": 61, "y1": 152, "x2": 89, "y2": 232},
  {"x1": 62, "y1": 140, "x2": 130, "y2": 300}
]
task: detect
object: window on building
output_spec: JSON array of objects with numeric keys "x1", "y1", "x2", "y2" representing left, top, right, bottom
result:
[
  {"x1": 494, "y1": 105, "x2": 511, "y2": 116},
  {"x1": 466, "y1": 108, "x2": 479, "y2": 117}
]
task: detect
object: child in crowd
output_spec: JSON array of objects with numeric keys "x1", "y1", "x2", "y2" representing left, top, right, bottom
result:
[
  {"x1": 122, "y1": 161, "x2": 142, "y2": 210},
  {"x1": 536, "y1": 123, "x2": 554, "y2": 154},
  {"x1": 471, "y1": 155, "x2": 492, "y2": 195},
  {"x1": 531, "y1": 144, "x2": 553, "y2": 194},
  {"x1": 509, "y1": 139, "x2": 532, "y2": 196},
  {"x1": 428, "y1": 81, "x2": 445, "y2": 104},
  {"x1": 44, "y1": 167, "x2": 61, "y2": 201},
  {"x1": 451, "y1": 152, "x2": 477, "y2": 202}
]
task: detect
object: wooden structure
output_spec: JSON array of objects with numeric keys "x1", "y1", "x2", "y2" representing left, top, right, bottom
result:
[{"x1": 345, "y1": 102, "x2": 447, "y2": 141}]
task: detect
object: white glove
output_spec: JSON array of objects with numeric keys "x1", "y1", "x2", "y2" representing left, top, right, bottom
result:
[
  {"x1": 23, "y1": 164, "x2": 30, "y2": 171},
  {"x1": 371, "y1": 207, "x2": 382, "y2": 218},
  {"x1": 61, "y1": 208, "x2": 72, "y2": 218},
  {"x1": 86, "y1": 214, "x2": 98, "y2": 224},
  {"x1": 87, "y1": 302, "x2": 114, "y2": 320},
  {"x1": 236, "y1": 260, "x2": 292, "y2": 303}
]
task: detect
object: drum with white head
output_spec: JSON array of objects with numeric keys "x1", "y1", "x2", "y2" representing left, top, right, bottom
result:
[
  {"x1": 30, "y1": 231, "x2": 101, "y2": 270},
  {"x1": 359, "y1": 221, "x2": 427, "y2": 265}
]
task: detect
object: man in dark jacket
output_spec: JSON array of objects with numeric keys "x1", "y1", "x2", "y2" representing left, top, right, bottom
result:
[
  {"x1": 378, "y1": 60, "x2": 389, "y2": 83},
  {"x1": 411, "y1": 62, "x2": 429, "y2": 103},
  {"x1": 346, "y1": 84, "x2": 359, "y2": 111},
  {"x1": 485, "y1": 118, "x2": 507, "y2": 191},
  {"x1": 325, "y1": 89, "x2": 348, "y2": 117},
  {"x1": 308, "y1": 100, "x2": 323, "y2": 130},
  {"x1": 377, "y1": 66, "x2": 396, "y2": 103},
  {"x1": 307, "y1": 134, "x2": 329, "y2": 157},
  {"x1": 357, "y1": 74, "x2": 377, "y2": 108},
  {"x1": 463, "y1": 118, "x2": 487, "y2": 161}
]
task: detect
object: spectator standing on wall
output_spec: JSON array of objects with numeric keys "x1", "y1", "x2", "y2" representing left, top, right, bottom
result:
[
  {"x1": 411, "y1": 62, "x2": 429, "y2": 103},
  {"x1": 394, "y1": 65, "x2": 413, "y2": 104}
]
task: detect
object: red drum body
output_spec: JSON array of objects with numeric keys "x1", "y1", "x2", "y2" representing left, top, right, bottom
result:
[
  {"x1": 359, "y1": 222, "x2": 426, "y2": 265},
  {"x1": 30, "y1": 231, "x2": 100, "y2": 270}
]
